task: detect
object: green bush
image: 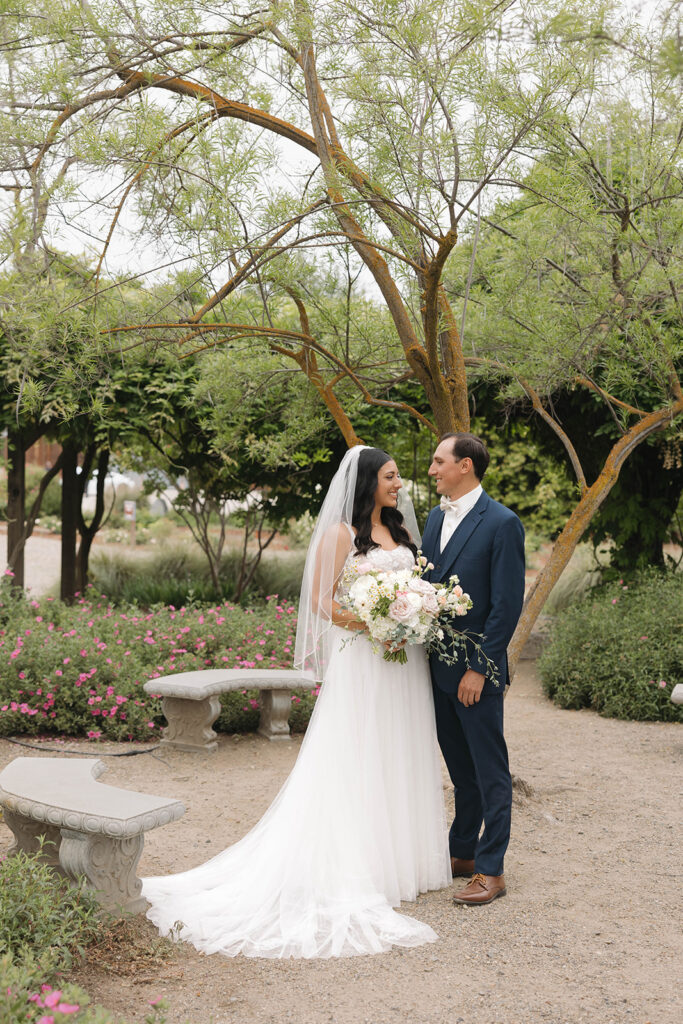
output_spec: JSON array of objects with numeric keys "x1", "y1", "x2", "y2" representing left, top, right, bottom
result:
[
  {"x1": 0, "y1": 843, "x2": 171, "y2": 1023},
  {"x1": 90, "y1": 546, "x2": 306, "y2": 606},
  {"x1": 0, "y1": 846, "x2": 102, "y2": 964},
  {"x1": 0, "y1": 948, "x2": 167, "y2": 1023},
  {"x1": 539, "y1": 569, "x2": 683, "y2": 721},
  {"x1": 0, "y1": 582, "x2": 301, "y2": 740}
]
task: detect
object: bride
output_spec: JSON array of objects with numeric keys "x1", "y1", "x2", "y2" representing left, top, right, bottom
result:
[{"x1": 142, "y1": 446, "x2": 451, "y2": 958}]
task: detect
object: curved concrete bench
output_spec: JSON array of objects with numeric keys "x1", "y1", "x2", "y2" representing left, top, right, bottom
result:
[
  {"x1": 0, "y1": 757, "x2": 185, "y2": 914},
  {"x1": 143, "y1": 668, "x2": 318, "y2": 753}
]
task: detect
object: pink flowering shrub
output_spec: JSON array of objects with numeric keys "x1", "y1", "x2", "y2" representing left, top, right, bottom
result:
[
  {"x1": 0, "y1": 587, "x2": 309, "y2": 740},
  {"x1": 0, "y1": 952, "x2": 168, "y2": 1024}
]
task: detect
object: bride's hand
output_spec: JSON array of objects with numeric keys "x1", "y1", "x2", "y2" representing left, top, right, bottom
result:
[{"x1": 383, "y1": 639, "x2": 406, "y2": 653}]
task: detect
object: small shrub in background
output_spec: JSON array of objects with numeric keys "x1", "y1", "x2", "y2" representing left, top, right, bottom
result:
[
  {"x1": 539, "y1": 569, "x2": 683, "y2": 721},
  {"x1": 0, "y1": 586, "x2": 300, "y2": 740},
  {"x1": 540, "y1": 542, "x2": 605, "y2": 615},
  {"x1": 90, "y1": 546, "x2": 306, "y2": 605},
  {"x1": 286, "y1": 510, "x2": 316, "y2": 549}
]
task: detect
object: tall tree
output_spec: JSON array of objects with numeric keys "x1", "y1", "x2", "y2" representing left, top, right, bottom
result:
[{"x1": 1, "y1": 1, "x2": 681, "y2": 659}]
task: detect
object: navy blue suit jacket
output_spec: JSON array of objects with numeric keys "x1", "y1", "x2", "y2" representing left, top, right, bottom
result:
[{"x1": 422, "y1": 491, "x2": 525, "y2": 695}]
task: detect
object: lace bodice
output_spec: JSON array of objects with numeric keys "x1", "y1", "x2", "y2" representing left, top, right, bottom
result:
[{"x1": 346, "y1": 544, "x2": 415, "y2": 573}]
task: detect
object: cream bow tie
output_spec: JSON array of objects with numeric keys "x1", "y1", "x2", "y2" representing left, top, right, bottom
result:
[{"x1": 440, "y1": 496, "x2": 461, "y2": 514}]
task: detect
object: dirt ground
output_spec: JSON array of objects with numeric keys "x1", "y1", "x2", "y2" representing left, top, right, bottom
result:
[{"x1": 1, "y1": 661, "x2": 680, "y2": 1024}]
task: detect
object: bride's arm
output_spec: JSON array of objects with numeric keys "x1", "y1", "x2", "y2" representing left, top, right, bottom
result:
[{"x1": 311, "y1": 524, "x2": 366, "y2": 633}]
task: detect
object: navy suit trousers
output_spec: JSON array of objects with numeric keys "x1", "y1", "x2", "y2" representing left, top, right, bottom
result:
[{"x1": 432, "y1": 683, "x2": 512, "y2": 877}]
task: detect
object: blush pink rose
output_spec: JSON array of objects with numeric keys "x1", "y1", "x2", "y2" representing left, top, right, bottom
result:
[
  {"x1": 388, "y1": 592, "x2": 421, "y2": 625},
  {"x1": 407, "y1": 577, "x2": 434, "y2": 597}
]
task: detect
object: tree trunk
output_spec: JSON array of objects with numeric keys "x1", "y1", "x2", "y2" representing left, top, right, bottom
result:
[
  {"x1": 76, "y1": 448, "x2": 110, "y2": 592},
  {"x1": 8, "y1": 451, "x2": 65, "y2": 578},
  {"x1": 6, "y1": 430, "x2": 26, "y2": 589},
  {"x1": 508, "y1": 400, "x2": 683, "y2": 676},
  {"x1": 60, "y1": 442, "x2": 79, "y2": 603}
]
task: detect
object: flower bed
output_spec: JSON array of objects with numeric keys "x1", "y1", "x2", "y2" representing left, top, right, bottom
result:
[{"x1": 0, "y1": 586, "x2": 313, "y2": 741}]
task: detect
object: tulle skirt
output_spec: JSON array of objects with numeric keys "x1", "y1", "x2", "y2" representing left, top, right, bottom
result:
[{"x1": 142, "y1": 628, "x2": 451, "y2": 958}]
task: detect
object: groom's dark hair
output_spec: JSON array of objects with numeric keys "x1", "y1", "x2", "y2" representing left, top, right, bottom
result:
[{"x1": 441, "y1": 432, "x2": 490, "y2": 481}]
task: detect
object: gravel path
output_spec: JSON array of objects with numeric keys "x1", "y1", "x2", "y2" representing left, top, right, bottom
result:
[{"x1": 1, "y1": 663, "x2": 680, "y2": 1024}]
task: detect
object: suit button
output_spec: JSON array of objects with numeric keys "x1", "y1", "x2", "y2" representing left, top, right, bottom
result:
[{"x1": 435, "y1": 565, "x2": 440, "y2": 571}]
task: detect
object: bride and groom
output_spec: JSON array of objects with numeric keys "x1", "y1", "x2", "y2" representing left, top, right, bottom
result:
[{"x1": 142, "y1": 434, "x2": 526, "y2": 958}]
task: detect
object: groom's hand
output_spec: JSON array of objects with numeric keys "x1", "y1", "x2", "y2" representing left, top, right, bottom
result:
[{"x1": 458, "y1": 669, "x2": 486, "y2": 707}]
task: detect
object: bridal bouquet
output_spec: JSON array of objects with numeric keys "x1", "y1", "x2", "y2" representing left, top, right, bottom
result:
[{"x1": 340, "y1": 556, "x2": 475, "y2": 665}]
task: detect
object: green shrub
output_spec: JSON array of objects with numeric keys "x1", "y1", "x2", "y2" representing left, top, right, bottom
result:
[
  {"x1": 0, "y1": 846, "x2": 102, "y2": 964},
  {"x1": 0, "y1": 848, "x2": 171, "y2": 1024},
  {"x1": 0, "y1": 584, "x2": 300, "y2": 740},
  {"x1": 90, "y1": 545, "x2": 306, "y2": 606},
  {"x1": 0, "y1": 948, "x2": 167, "y2": 1023},
  {"x1": 539, "y1": 569, "x2": 683, "y2": 721}
]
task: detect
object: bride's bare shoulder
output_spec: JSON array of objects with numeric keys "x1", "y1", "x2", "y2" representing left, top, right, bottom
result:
[{"x1": 319, "y1": 522, "x2": 355, "y2": 551}]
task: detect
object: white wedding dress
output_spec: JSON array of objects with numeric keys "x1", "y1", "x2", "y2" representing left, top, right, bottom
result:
[{"x1": 142, "y1": 544, "x2": 450, "y2": 959}]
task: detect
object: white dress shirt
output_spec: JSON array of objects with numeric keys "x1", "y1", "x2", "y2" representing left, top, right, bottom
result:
[{"x1": 439, "y1": 484, "x2": 483, "y2": 551}]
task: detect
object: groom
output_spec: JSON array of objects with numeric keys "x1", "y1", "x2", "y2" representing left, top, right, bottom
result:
[{"x1": 422, "y1": 433, "x2": 525, "y2": 906}]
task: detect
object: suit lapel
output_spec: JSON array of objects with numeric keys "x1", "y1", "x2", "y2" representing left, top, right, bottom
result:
[{"x1": 436, "y1": 491, "x2": 489, "y2": 579}]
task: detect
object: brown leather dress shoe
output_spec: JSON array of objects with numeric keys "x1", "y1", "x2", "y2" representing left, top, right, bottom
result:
[
  {"x1": 450, "y1": 857, "x2": 475, "y2": 878},
  {"x1": 452, "y1": 872, "x2": 506, "y2": 905}
]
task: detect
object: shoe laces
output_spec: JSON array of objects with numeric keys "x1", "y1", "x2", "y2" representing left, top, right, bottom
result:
[{"x1": 470, "y1": 873, "x2": 488, "y2": 889}]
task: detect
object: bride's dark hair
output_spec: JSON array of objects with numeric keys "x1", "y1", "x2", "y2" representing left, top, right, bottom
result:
[{"x1": 352, "y1": 448, "x2": 417, "y2": 558}]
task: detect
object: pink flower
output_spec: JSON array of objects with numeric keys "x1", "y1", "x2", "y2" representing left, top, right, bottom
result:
[
  {"x1": 388, "y1": 592, "x2": 422, "y2": 626},
  {"x1": 407, "y1": 577, "x2": 434, "y2": 597},
  {"x1": 659, "y1": 680, "x2": 667, "y2": 688},
  {"x1": 36, "y1": 1017, "x2": 55, "y2": 1024}
]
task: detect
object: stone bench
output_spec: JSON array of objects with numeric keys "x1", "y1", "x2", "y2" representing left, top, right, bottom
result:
[
  {"x1": 143, "y1": 668, "x2": 318, "y2": 753},
  {"x1": 0, "y1": 757, "x2": 185, "y2": 914}
]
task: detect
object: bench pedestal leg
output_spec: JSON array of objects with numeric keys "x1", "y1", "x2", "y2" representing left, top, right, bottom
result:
[
  {"x1": 59, "y1": 829, "x2": 146, "y2": 915},
  {"x1": 2, "y1": 809, "x2": 66, "y2": 875},
  {"x1": 257, "y1": 689, "x2": 292, "y2": 741},
  {"x1": 159, "y1": 695, "x2": 221, "y2": 753}
]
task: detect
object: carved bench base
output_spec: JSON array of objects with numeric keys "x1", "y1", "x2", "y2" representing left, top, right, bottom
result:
[
  {"x1": 257, "y1": 689, "x2": 293, "y2": 742},
  {"x1": 158, "y1": 695, "x2": 221, "y2": 753},
  {"x1": 2, "y1": 812, "x2": 146, "y2": 914},
  {"x1": 158, "y1": 689, "x2": 297, "y2": 751},
  {"x1": 60, "y1": 829, "x2": 146, "y2": 914}
]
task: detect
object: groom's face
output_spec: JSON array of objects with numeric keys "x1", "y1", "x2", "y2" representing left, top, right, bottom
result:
[{"x1": 429, "y1": 440, "x2": 468, "y2": 497}]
